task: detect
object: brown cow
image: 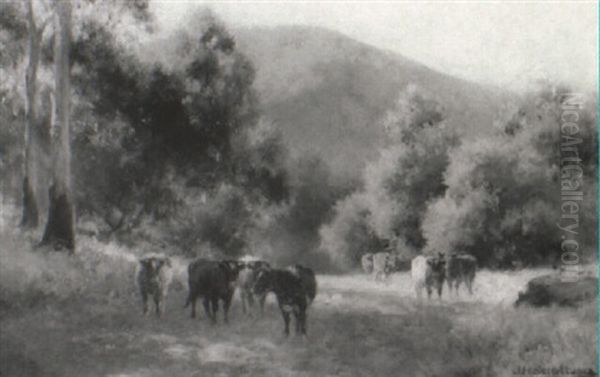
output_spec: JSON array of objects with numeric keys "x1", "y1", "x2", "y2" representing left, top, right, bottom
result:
[{"x1": 136, "y1": 255, "x2": 173, "y2": 317}]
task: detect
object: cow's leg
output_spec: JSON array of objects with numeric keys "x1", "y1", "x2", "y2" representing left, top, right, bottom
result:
[
  {"x1": 211, "y1": 296, "x2": 219, "y2": 324},
  {"x1": 141, "y1": 291, "x2": 149, "y2": 316},
  {"x1": 190, "y1": 296, "x2": 197, "y2": 319},
  {"x1": 258, "y1": 293, "x2": 266, "y2": 314},
  {"x1": 241, "y1": 291, "x2": 248, "y2": 315},
  {"x1": 436, "y1": 282, "x2": 443, "y2": 300},
  {"x1": 279, "y1": 305, "x2": 291, "y2": 336},
  {"x1": 293, "y1": 309, "x2": 300, "y2": 335},
  {"x1": 202, "y1": 296, "x2": 211, "y2": 321},
  {"x1": 153, "y1": 291, "x2": 161, "y2": 317},
  {"x1": 467, "y1": 278, "x2": 474, "y2": 295},
  {"x1": 298, "y1": 307, "x2": 307, "y2": 335},
  {"x1": 426, "y1": 285, "x2": 432, "y2": 299},
  {"x1": 455, "y1": 280, "x2": 461, "y2": 296},
  {"x1": 223, "y1": 291, "x2": 234, "y2": 324},
  {"x1": 159, "y1": 290, "x2": 167, "y2": 317}
]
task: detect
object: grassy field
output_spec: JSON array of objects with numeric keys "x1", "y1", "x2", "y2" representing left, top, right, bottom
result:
[{"x1": 0, "y1": 232, "x2": 597, "y2": 377}]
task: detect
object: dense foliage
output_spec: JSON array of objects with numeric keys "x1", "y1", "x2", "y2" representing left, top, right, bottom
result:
[
  {"x1": 1, "y1": 4, "x2": 596, "y2": 270},
  {"x1": 322, "y1": 83, "x2": 597, "y2": 269}
]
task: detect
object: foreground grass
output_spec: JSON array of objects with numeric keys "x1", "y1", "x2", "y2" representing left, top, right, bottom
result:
[{"x1": 0, "y1": 232, "x2": 597, "y2": 377}]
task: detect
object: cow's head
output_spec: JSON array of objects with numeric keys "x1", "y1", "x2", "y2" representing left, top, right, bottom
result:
[
  {"x1": 219, "y1": 260, "x2": 244, "y2": 281},
  {"x1": 253, "y1": 268, "x2": 274, "y2": 296},
  {"x1": 140, "y1": 256, "x2": 171, "y2": 276},
  {"x1": 427, "y1": 257, "x2": 446, "y2": 272},
  {"x1": 248, "y1": 260, "x2": 271, "y2": 271}
]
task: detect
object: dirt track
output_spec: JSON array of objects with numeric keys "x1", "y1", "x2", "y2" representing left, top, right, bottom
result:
[{"x1": 2, "y1": 270, "x2": 596, "y2": 377}]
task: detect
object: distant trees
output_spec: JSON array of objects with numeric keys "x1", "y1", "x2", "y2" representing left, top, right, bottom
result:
[
  {"x1": 321, "y1": 83, "x2": 597, "y2": 270},
  {"x1": 321, "y1": 85, "x2": 457, "y2": 268},
  {"x1": 422, "y1": 84, "x2": 597, "y2": 267}
]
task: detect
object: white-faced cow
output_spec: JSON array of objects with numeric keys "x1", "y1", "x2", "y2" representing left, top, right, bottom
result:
[
  {"x1": 372, "y1": 252, "x2": 393, "y2": 281},
  {"x1": 136, "y1": 255, "x2": 173, "y2": 317},
  {"x1": 237, "y1": 259, "x2": 271, "y2": 315},
  {"x1": 361, "y1": 253, "x2": 374, "y2": 274},
  {"x1": 411, "y1": 254, "x2": 446, "y2": 299}
]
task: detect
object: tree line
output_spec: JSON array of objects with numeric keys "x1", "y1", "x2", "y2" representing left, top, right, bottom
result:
[{"x1": 1, "y1": 2, "x2": 596, "y2": 270}]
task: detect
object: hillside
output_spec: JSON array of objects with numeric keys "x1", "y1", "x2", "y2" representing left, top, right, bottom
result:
[
  {"x1": 233, "y1": 26, "x2": 510, "y2": 179},
  {"x1": 139, "y1": 25, "x2": 511, "y2": 180}
]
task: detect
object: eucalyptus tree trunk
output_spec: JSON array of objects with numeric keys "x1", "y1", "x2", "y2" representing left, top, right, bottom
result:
[
  {"x1": 21, "y1": 0, "x2": 44, "y2": 229},
  {"x1": 41, "y1": 0, "x2": 74, "y2": 252}
]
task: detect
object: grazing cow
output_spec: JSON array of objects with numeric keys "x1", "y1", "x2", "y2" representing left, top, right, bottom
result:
[
  {"x1": 372, "y1": 252, "x2": 393, "y2": 281},
  {"x1": 361, "y1": 253, "x2": 374, "y2": 274},
  {"x1": 411, "y1": 254, "x2": 446, "y2": 299},
  {"x1": 253, "y1": 267, "x2": 313, "y2": 336},
  {"x1": 287, "y1": 264, "x2": 317, "y2": 305},
  {"x1": 445, "y1": 253, "x2": 477, "y2": 295},
  {"x1": 236, "y1": 259, "x2": 271, "y2": 315},
  {"x1": 184, "y1": 259, "x2": 242, "y2": 323},
  {"x1": 136, "y1": 255, "x2": 173, "y2": 317}
]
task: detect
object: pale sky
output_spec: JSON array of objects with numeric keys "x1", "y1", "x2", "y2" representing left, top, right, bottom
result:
[{"x1": 150, "y1": 1, "x2": 598, "y2": 92}]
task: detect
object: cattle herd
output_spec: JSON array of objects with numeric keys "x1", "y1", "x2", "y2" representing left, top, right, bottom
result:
[
  {"x1": 135, "y1": 255, "x2": 317, "y2": 336},
  {"x1": 363, "y1": 251, "x2": 478, "y2": 299},
  {"x1": 135, "y1": 251, "x2": 476, "y2": 336}
]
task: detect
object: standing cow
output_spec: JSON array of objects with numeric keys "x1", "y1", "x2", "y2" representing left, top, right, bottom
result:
[
  {"x1": 253, "y1": 265, "x2": 316, "y2": 336},
  {"x1": 411, "y1": 254, "x2": 446, "y2": 299},
  {"x1": 184, "y1": 259, "x2": 242, "y2": 323},
  {"x1": 237, "y1": 259, "x2": 271, "y2": 315},
  {"x1": 361, "y1": 253, "x2": 374, "y2": 274},
  {"x1": 446, "y1": 253, "x2": 477, "y2": 295},
  {"x1": 372, "y1": 252, "x2": 393, "y2": 281},
  {"x1": 136, "y1": 255, "x2": 173, "y2": 317}
]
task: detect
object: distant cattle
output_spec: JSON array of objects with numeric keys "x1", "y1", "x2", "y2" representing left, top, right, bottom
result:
[
  {"x1": 253, "y1": 265, "x2": 316, "y2": 336},
  {"x1": 445, "y1": 253, "x2": 477, "y2": 295},
  {"x1": 236, "y1": 259, "x2": 271, "y2": 314},
  {"x1": 411, "y1": 254, "x2": 446, "y2": 299},
  {"x1": 184, "y1": 259, "x2": 242, "y2": 323},
  {"x1": 361, "y1": 253, "x2": 374, "y2": 274},
  {"x1": 372, "y1": 252, "x2": 393, "y2": 281},
  {"x1": 136, "y1": 255, "x2": 173, "y2": 317}
]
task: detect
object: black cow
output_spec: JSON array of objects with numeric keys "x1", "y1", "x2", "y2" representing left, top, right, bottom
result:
[
  {"x1": 253, "y1": 266, "x2": 315, "y2": 336},
  {"x1": 287, "y1": 264, "x2": 317, "y2": 305},
  {"x1": 184, "y1": 259, "x2": 242, "y2": 323},
  {"x1": 445, "y1": 253, "x2": 477, "y2": 295}
]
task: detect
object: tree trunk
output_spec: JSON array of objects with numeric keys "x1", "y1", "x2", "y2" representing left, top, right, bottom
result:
[
  {"x1": 41, "y1": 0, "x2": 74, "y2": 252},
  {"x1": 21, "y1": 0, "x2": 43, "y2": 229}
]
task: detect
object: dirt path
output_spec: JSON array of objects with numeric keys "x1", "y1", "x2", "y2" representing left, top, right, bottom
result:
[{"x1": 0, "y1": 270, "x2": 558, "y2": 377}]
